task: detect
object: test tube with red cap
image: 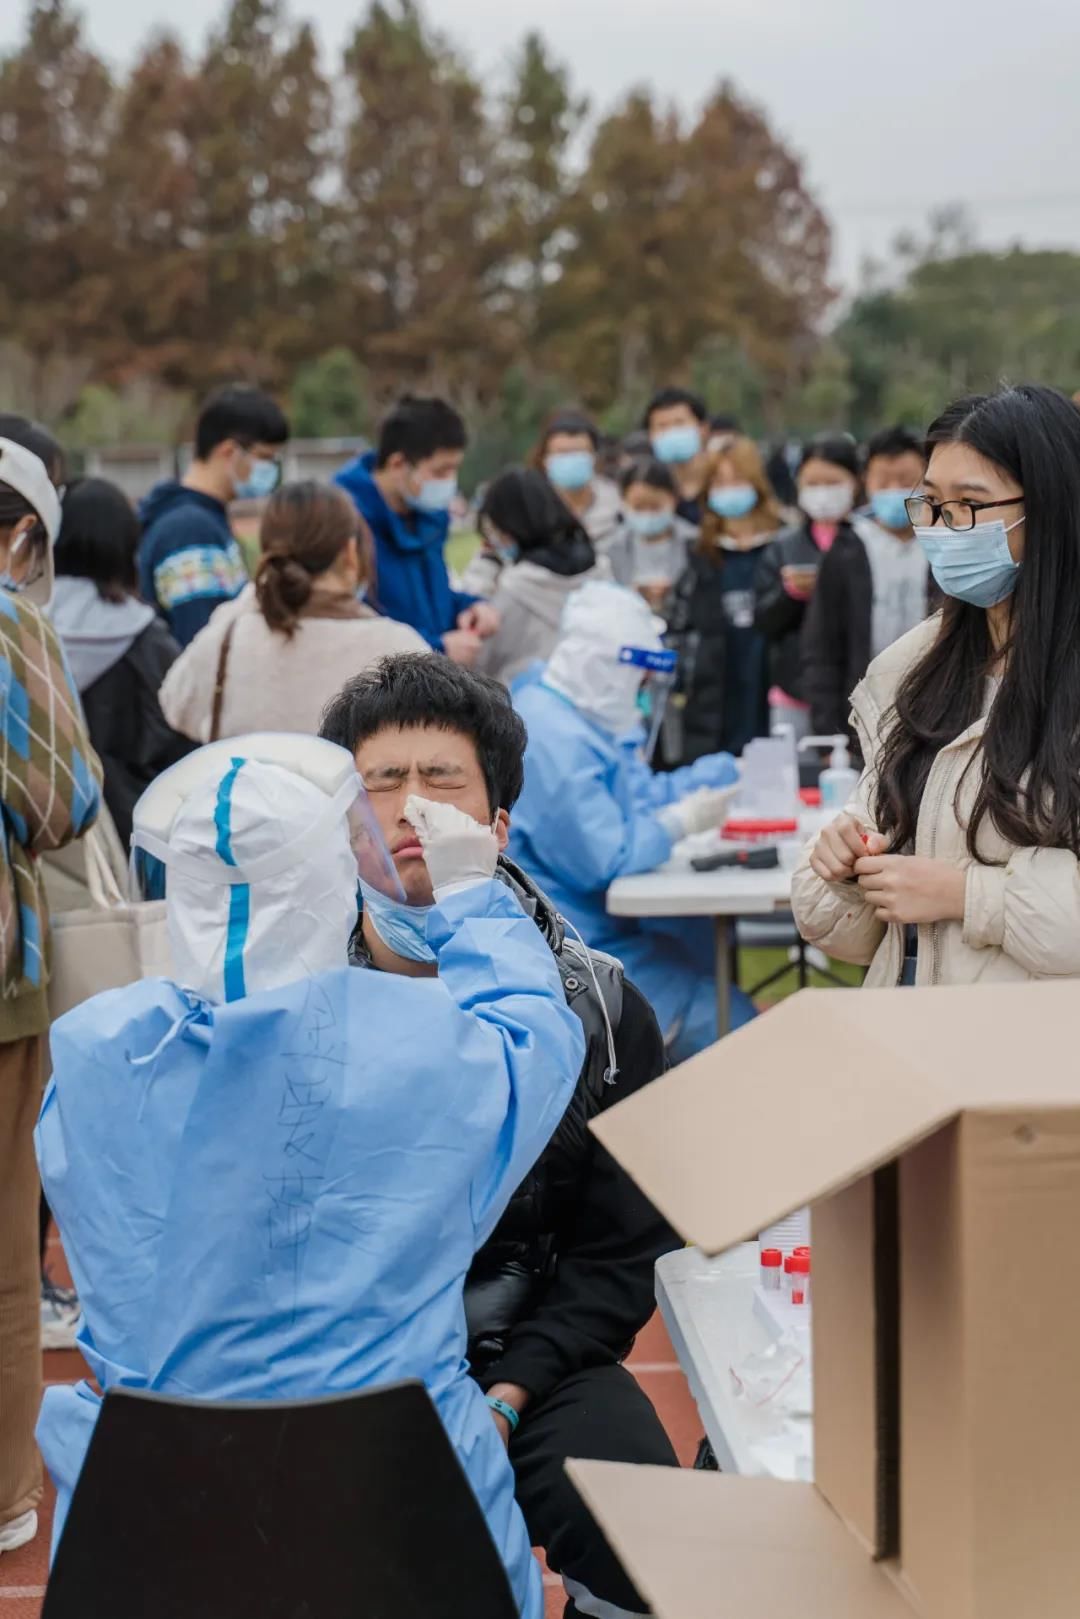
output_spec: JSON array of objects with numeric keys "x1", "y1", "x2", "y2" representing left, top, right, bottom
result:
[
  {"x1": 760, "y1": 1248, "x2": 783, "y2": 1291},
  {"x1": 790, "y1": 1252, "x2": 811, "y2": 1306}
]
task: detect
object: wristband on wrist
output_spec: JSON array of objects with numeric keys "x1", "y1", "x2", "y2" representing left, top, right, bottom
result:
[{"x1": 486, "y1": 1395, "x2": 521, "y2": 1434}]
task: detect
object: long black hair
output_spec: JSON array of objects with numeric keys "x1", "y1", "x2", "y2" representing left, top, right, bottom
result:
[
  {"x1": 479, "y1": 466, "x2": 595, "y2": 578},
  {"x1": 875, "y1": 384, "x2": 1080, "y2": 860}
]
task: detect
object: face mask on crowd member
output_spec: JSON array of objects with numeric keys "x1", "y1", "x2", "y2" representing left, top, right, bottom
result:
[
  {"x1": 232, "y1": 451, "x2": 282, "y2": 502},
  {"x1": 182, "y1": 387, "x2": 289, "y2": 510},
  {"x1": 796, "y1": 433, "x2": 860, "y2": 524},
  {"x1": 702, "y1": 437, "x2": 784, "y2": 550},
  {"x1": 644, "y1": 388, "x2": 708, "y2": 467},
  {"x1": 907, "y1": 440, "x2": 1025, "y2": 609},
  {"x1": 538, "y1": 411, "x2": 601, "y2": 495},
  {"x1": 374, "y1": 396, "x2": 467, "y2": 517},
  {"x1": 708, "y1": 484, "x2": 757, "y2": 520},
  {"x1": 543, "y1": 579, "x2": 673, "y2": 740},
  {"x1": 620, "y1": 457, "x2": 678, "y2": 540},
  {"x1": 863, "y1": 425, "x2": 926, "y2": 534}
]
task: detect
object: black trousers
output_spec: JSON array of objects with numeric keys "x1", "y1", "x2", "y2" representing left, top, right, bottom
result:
[{"x1": 508, "y1": 1364, "x2": 678, "y2": 1617}]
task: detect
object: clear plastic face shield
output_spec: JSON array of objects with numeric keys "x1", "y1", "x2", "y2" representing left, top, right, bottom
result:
[
  {"x1": 619, "y1": 644, "x2": 678, "y2": 764},
  {"x1": 129, "y1": 735, "x2": 406, "y2": 1002}
]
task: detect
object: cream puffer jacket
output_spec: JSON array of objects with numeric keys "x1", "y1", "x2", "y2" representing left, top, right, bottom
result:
[{"x1": 791, "y1": 615, "x2": 1080, "y2": 987}]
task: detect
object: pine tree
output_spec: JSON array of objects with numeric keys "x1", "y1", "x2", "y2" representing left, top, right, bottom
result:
[{"x1": 338, "y1": 0, "x2": 513, "y2": 402}]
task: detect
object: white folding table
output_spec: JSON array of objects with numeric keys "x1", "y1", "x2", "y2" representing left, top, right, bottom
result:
[
  {"x1": 655, "y1": 1243, "x2": 813, "y2": 1481},
  {"x1": 606, "y1": 862, "x2": 793, "y2": 1037}
]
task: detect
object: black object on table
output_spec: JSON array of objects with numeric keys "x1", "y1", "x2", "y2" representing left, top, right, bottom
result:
[
  {"x1": 43, "y1": 1381, "x2": 519, "y2": 1619},
  {"x1": 691, "y1": 845, "x2": 781, "y2": 873}
]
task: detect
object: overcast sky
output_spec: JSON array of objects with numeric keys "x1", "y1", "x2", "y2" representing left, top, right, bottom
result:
[{"x1": 5, "y1": 0, "x2": 1079, "y2": 289}]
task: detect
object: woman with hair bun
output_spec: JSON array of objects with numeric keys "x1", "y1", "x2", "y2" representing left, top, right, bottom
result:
[{"x1": 160, "y1": 481, "x2": 427, "y2": 742}]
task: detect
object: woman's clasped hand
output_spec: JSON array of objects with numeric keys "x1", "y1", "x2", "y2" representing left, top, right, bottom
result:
[{"x1": 809, "y1": 813, "x2": 966, "y2": 925}]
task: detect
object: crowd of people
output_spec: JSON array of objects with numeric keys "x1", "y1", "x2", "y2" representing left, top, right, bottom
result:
[{"x1": 2, "y1": 371, "x2": 1080, "y2": 1617}]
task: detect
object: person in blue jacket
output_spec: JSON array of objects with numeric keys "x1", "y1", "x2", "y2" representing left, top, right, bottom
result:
[
  {"x1": 139, "y1": 386, "x2": 289, "y2": 647},
  {"x1": 335, "y1": 395, "x2": 499, "y2": 664},
  {"x1": 36, "y1": 733, "x2": 583, "y2": 1619},
  {"x1": 509, "y1": 581, "x2": 756, "y2": 1060}
]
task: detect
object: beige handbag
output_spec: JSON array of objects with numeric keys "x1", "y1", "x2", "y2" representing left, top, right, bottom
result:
[{"x1": 47, "y1": 821, "x2": 172, "y2": 1023}]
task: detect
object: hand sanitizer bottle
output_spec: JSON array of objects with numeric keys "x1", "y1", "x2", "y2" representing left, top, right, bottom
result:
[{"x1": 820, "y1": 736, "x2": 858, "y2": 811}]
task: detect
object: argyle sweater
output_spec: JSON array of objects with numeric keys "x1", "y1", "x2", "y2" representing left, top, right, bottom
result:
[{"x1": 1, "y1": 590, "x2": 101, "y2": 1043}]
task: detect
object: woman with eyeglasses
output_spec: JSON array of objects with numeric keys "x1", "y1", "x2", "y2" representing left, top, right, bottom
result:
[{"x1": 792, "y1": 383, "x2": 1080, "y2": 988}]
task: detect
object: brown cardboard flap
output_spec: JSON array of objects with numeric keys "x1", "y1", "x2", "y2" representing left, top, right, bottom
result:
[
  {"x1": 812, "y1": 1178, "x2": 883, "y2": 1556},
  {"x1": 566, "y1": 1462, "x2": 915, "y2": 1619},
  {"x1": 590, "y1": 982, "x2": 1080, "y2": 1254}
]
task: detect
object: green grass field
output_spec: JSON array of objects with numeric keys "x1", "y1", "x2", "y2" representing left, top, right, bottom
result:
[{"x1": 447, "y1": 529, "x2": 481, "y2": 578}]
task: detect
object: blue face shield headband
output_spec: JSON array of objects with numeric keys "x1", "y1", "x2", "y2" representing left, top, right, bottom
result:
[
  {"x1": 619, "y1": 645, "x2": 678, "y2": 762},
  {"x1": 617, "y1": 646, "x2": 678, "y2": 676}
]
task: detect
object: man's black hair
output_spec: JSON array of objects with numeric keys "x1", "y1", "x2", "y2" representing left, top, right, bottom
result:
[
  {"x1": 642, "y1": 386, "x2": 708, "y2": 429},
  {"x1": 0, "y1": 414, "x2": 65, "y2": 484},
  {"x1": 320, "y1": 653, "x2": 527, "y2": 812},
  {"x1": 375, "y1": 395, "x2": 467, "y2": 469},
  {"x1": 864, "y1": 425, "x2": 925, "y2": 464},
  {"x1": 195, "y1": 386, "x2": 290, "y2": 460},
  {"x1": 55, "y1": 478, "x2": 140, "y2": 601}
]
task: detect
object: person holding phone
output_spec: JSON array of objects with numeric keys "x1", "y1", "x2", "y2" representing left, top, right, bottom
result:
[
  {"x1": 792, "y1": 384, "x2": 1080, "y2": 990},
  {"x1": 754, "y1": 434, "x2": 861, "y2": 738}
]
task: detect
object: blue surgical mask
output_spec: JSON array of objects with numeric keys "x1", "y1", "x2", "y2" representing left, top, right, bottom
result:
[
  {"x1": 407, "y1": 477, "x2": 457, "y2": 515},
  {"x1": 914, "y1": 516, "x2": 1023, "y2": 608},
  {"x1": 651, "y1": 425, "x2": 702, "y2": 465},
  {"x1": 870, "y1": 489, "x2": 912, "y2": 531},
  {"x1": 0, "y1": 572, "x2": 23, "y2": 594},
  {"x1": 359, "y1": 878, "x2": 436, "y2": 964},
  {"x1": 708, "y1": 484, "x2": 758, "y2": 520},
  {"x1": 234, "y1": 456, "x2": 280, "y2": 501},
  {"x1": 546, "y1": 451, "x2": 595, "y2": 492},
  {"x1": 625, "y1": 509, "x2": 674, "y2": 540}
]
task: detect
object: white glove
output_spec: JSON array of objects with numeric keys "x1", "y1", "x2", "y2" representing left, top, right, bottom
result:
[
  {"x1": 404, "y1": 795, "x2": 499, "y2": 901},
  {"x1": 657, "y1": 783, "x2": 739, "y2": 841}
]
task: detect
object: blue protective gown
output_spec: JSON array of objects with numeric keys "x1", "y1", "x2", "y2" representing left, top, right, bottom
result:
[
  {"x1": 509, "y1": 677, "x2": 754, "y2": 1058},
  {"x1": 36, "y1": 880, "x2": 584, "y2": 1619}
]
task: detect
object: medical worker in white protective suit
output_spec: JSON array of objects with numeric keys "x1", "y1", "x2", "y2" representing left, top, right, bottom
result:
[
  {"x1": 35, "y1": 733, "x2": 584, "y2": 1617},
  {"x1": 510, "y1": 581, "x2": 755, "y2": 1059}
]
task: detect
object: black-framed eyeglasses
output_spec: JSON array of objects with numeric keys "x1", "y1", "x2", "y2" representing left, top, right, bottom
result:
[{"x1": 904, "y1": 494, "x2": 1023, "y2": 533}]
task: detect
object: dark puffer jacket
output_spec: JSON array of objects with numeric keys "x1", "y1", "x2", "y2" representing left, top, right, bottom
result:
[
  {"x1": 667, "y1": 540, "x2": 773, "y2": 762},
  {"x1": 351, "y1": 858, "x2": 675, "y2": 1403},
  {"x1": 754, "y1": 519, "x2": 858, "y2": 704},
  {"x1": 800, "y1": 521, "x2": 940, "y2": 746}
]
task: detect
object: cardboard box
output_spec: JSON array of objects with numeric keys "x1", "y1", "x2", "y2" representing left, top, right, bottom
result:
[{"x1": 568, "y1": 982, "x2": 1080, "y2": 1619}]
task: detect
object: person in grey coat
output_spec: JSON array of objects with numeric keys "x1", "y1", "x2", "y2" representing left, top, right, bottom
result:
[{"x1": 475, "y1": 468, "x2": 609, "y2": 688}]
